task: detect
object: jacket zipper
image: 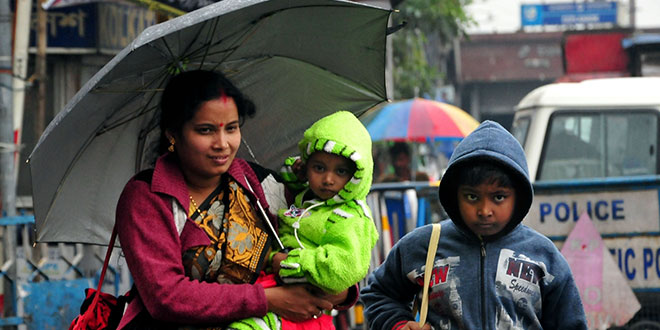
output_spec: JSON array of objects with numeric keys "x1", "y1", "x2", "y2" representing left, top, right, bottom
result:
[{"x1": 480, "y1": 239, "x2": 487, "y2": 329}]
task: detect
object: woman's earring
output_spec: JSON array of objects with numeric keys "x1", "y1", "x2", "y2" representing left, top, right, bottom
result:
[{"x1": 168, "y1": 138, "x2": 175, "y2": 153}]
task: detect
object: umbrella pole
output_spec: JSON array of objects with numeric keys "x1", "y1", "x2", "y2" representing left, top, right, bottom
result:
[
  {"x1": 255, "y1": 199, "x2": 284, "y2": 250},
  {"x1": 242, "y1": 176, "x2": 284, "y2": 250},
  {"x1": 240, "y1": 137, "x2": 261, "y2": 166},
  {"x1": 411, "y1": 143, "x2": 418, "y2": 180}
]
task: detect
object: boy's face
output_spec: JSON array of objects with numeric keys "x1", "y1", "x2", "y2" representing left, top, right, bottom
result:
[
  {"x1": 457, "y1": 181, "x2": 515, "y2": 237},
  {"x1": 305, "y1": 151, "x2": 356, "y2": 200}
]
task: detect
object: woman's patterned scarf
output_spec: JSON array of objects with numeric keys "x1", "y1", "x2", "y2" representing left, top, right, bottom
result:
[{"x1": 182, "y1": 175, "x2": 272, "y2": 284}]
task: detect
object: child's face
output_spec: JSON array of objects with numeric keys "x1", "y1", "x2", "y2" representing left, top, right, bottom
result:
[
  {"x1": 457, "y1": 181, "x2": 515, "y2": 237},
  {"x1": 305, "y1": 151, "x2": 356, "y2": 200}
]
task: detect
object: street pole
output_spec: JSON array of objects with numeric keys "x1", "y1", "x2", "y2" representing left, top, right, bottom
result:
[
  {"x1": 629, "y1": 0, "x2": 636, "y2": 29},
  {"x1": 0, "y1": 0, "x2": 18, "y2": 320},
  {"x1": 36, "y1": 0, "x2": 47, "y2": 136},
  {"x1": 13, "y1": 0, "x2": 31, "y2": 184},
  {"x1": 0, "y1": 0, "x2": 16, "y2": 220}
]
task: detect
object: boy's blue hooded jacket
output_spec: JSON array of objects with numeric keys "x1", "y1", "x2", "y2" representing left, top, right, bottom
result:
[{"x1": 361, "y1": 121, "x2": 587, "y2": 329}]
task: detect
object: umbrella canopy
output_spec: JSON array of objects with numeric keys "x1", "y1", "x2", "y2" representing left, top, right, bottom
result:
[
  {"x1": 361, "y1": 98, "x2": 479, "y2": 142},
  {"x1": 28, "y1": 0, "x2": 391, "y2": 245}
]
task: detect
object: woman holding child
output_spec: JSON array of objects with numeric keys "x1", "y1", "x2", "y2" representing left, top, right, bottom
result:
[{"x1": 115, "y1": 70, "x2": 353, "y2": 329}]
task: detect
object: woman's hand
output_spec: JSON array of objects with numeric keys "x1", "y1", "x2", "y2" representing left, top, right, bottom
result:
[
  {"x1": 264, "y1": 285, "x2": 333, "y2": 322},
  {"x1": 271, "y1": 252, "x2": 288, "y2": 275},
  {"x1": 401, "y1": 321, "x2": 432, "y2": 330},
  {"x1": 312, "y1": 286, "x2": 348, "y2": 306}
]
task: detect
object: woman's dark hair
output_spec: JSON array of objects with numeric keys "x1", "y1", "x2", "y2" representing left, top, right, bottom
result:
[{"x1": 158, "y1": 70, "x2": 256, "y2": 154}]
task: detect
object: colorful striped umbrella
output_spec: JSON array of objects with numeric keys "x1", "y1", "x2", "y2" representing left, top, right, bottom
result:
[{"x1": 361, "y1": 98, "x2": 479, "y2": 142}]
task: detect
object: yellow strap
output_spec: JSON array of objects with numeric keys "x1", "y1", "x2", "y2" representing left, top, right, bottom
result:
[{"x1": 419, "y1": 223, "x2": 441, "y2": 326}]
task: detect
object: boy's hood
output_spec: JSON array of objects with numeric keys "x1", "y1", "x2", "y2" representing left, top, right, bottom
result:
[
  {"x1": 298, "y1": 111, "x2": 373, "y2": 204},
  {"x1": 439, "y1": 120, "x2": 533, "y2": 240}
]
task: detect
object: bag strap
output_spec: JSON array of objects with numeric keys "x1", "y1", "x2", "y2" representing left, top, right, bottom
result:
[
  {"x1": 77, "y1": 225, "x2": 118, "y2": 327},
  {"x1": 418, "y1": 223, "x2": 441, "y2": 326}
]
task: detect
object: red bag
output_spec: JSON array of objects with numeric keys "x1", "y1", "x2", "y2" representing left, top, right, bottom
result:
[
  {"x1": 69, "y1": 226, "x2": 131, "y2": 330},
  {"x1": 69, "y1": 288, "x2": 131, "y2": 330}
]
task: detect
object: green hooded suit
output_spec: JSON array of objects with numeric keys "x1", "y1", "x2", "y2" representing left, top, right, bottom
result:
[{"x1": 278, "y1": 111, "x2": 379, "y2": 294}]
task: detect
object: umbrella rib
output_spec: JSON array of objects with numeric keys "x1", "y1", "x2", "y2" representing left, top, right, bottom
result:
[
  {"x1": 96, "y1": 104, "x2": 159, "y2": 136},
  {"x1": 156, "y1": 21, "x2": 214, "y2": 74},
  {"x1": 96, "y1": 74, "x2": 171, "y2": 136},
  {"x1": 209, "y1": 17, "x2": 265, "y2": 71},
  {"x1": 160, "y1": 36, "x2": 188, "y2": 74},
  {"x1": 198, "y1": 15, "x2": 221, "y2": 68},
  {"x1": 182, "y1": 9, "x2": 300, "y2": 72},
  {"x1": 152, "y1": 16, "x2": 256, "y2": 73}
]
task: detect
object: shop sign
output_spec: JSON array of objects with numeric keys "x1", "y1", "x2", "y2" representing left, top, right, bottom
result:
[
  {"x1": 98, "y1": 2, "x2": 157, "y2": 54},
  {"x1": 521, "y1": 2, "x2": 617, "y2": 26},
  {"x1": 29, "y1": 3, "x2": 97, "y2": 50}
]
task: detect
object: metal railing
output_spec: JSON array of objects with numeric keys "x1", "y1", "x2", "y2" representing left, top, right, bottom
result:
[{"x1": 0, "y1": 213, "x2": 130, "y2": 329}]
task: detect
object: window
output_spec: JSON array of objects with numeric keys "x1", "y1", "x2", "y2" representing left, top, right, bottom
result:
[
  {"x1": 511, "y1": 116, "x2": 531, "y2": 147},
  {"x1": 538, "y1": 111, "x2": 658, "y2": 181}
]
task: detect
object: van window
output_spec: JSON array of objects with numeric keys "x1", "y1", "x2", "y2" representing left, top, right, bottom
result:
[
  {"x1": 538, "y1": 111, "x2": 658, "y2": 180},
  {"x1": 511, "y1": 116, "x2": 531, "y2": 147}
]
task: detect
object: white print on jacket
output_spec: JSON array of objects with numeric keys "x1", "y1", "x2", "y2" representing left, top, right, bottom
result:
[
  {"x1": 495, "y1": 248, "x2": 554, "y2": 329},
  {"x1": 407, "y1": 256, "x2": 464, "y2": 330}
]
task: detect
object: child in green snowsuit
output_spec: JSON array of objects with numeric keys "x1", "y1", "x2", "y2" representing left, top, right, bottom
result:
[{"x1": 228, "y1": 111, "x2": 379, "y2": 329}]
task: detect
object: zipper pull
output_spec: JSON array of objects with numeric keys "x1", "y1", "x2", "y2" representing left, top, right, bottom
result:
[{"x1": 480, "y1": 239, "x2": 486, "y2": 257}]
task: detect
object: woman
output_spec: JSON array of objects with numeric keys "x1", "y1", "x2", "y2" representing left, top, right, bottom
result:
[{"x1": 115, "y1": 70, "x2": 353, "y2": 329}]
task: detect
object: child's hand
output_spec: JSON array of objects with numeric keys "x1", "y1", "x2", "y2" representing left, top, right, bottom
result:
[
  {"x1": 272, "y1": 252, "x2": 288, "y2": 275},
  {"x1": 401, "y1": 321, "x2": 431, "y2": 330},
  {"x1": 291, "y1": 158, "x2": 306, "y2": 182}
]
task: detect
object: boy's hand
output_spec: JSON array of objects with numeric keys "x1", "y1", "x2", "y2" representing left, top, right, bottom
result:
[
  {"x1": 272, "y1": 252, "x2": 288, "y2": 275},
  {"x1": 401, "y1": 321, "x2": 432, "y2": 330}
]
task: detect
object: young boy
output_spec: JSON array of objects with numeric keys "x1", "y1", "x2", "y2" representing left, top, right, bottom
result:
[
  {"x1": 360, "y1": 120, "x2": 587, "y2": 330},
  {"x1": 229, "y1": 111, "x2": 379, "y2": 329}
]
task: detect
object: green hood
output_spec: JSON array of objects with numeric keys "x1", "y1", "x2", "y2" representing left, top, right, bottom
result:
[{"x1": 298, "y1": 111, "x2": 373, "y2": 204}]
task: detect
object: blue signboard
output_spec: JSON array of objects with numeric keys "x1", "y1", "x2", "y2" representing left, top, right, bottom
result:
[
  {"x1": 521, "y1": 2, "x2": 617, "y2": 26},
  {"x1": 29, "y1": 3, "x2": 97, "y2": 49}
]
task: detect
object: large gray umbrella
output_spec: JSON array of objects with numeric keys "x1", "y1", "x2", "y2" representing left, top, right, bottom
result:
[{"x1": 28, "y1": 0, "x2": 391, "y2": 245}]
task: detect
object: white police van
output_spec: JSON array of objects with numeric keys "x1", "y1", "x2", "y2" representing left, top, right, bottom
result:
[{"x1": 511, "y1": 77, "x2": 660, "y2": 326}]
